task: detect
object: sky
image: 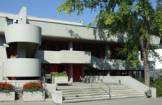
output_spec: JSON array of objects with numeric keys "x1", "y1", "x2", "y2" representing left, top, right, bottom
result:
[{"x1": 0, "y1": 0, "x2": 157, "y2": 25}]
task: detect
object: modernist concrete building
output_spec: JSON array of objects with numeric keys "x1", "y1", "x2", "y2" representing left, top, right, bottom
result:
[{"x1": 0, "y1": 7, "x2": 161, "y2": 84}]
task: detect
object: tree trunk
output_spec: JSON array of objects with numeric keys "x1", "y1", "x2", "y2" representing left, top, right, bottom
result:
[
  {"x1": 140, "y1": 37, "x2": 150, "y2": 86},
  {"x1": 143, "y1": 47, "x2": 150, "y2": 86}
]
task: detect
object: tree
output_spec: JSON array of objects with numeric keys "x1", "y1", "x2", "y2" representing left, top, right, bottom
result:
[
  {"x1": 155, "y1": 0, "x2": 162, "y2": 33},
  {"x1": 58, "y1": 0, "x2": 162, "y2": 86}
]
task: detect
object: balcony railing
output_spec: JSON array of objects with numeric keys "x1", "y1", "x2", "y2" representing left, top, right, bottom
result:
[
  {"x1": 4, "y1": 58, "x2": 41, "y2": 77},
  {"x1": 91, "y1": 56, "x2": 142, "y2": 70},
  {"x1": 36, "y1": 50, "x2": 91, "y2": 64},
  {"x1": 5, "y1": 24, "x2": 41, "y2": 44}
]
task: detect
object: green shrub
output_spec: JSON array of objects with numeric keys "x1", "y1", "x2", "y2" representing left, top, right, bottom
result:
[
  {"x1": 151, "y1": 77, "x2": 162, "y2": 97},
  {"x1": 51, "y1": 71, "x2": 67, "y2": 76}
]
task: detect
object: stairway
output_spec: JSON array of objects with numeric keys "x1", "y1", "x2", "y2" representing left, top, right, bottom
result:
[
  {"x1": 59, "y1": 87, "x2": 110, "y2": 103},
  {"x1": 107, "y1": 85, "x2": 145, "y2": 99},
  {"x1": 58, "y1": 83, "x2": 145, "y2": 103}
]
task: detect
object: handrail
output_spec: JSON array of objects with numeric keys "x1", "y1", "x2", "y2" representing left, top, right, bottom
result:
[{"x1": 100, "y1": 79, "x2": 111, "y2": 100}]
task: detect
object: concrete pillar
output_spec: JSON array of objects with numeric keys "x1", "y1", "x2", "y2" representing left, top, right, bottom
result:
[
  {"x1": 69, "y1": 41, "x2": 73, "y2": 83},
  {"x1": 0, "y1": 45, "x2": 8, "y2": 81},
  {"x1": 105, "y1": 45, "x2": 110, "y2": 59},
  {"x1": 0, "y1": 60, "x2": 3, "y2": 82},
  {"x1": 138, "y1": 51, "x2": 141, "y2": 61},
  {"x1": 69, "y1": 42, "x2": 73, "y2": 51},
  {"x1": 69, "y1": 64, "x2": 73, "y2": 83}
]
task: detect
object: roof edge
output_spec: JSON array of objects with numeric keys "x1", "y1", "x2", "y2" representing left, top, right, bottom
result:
[{"x1": 0, "y1": 12, "x2": 83, "y2": 26}]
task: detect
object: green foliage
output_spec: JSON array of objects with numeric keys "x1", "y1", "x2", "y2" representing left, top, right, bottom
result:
[
  {"x1": 51, "y1": 71, "x2": 67, "y2": 76},
  {"x1": 137, "y1": 77, "x2": 162, "y2": 97},
  {"x1": 154, "y1": 0, "x2": 162, "y2": 36},
  {"x1": 151, "y1": 77, "x2": 162, "y2": 96},
  {"x1": 58, "y1": 0, "x2": 162, "y2": 85}
]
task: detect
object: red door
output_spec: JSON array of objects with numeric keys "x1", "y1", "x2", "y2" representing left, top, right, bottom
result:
[
  {"x1": 73, "y1": 65, "x2": 82, "y2": 81},
  {"x1": 48, "y1": 64, "x2": 58, "y2": 73}
]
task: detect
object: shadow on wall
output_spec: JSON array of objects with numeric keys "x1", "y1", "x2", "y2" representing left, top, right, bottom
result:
[
  {"x1": 68, "y1": 30, "x2": 81, "y2": 39},
  {"x1": 91, "y1": 56, "x2": 142, "y2": 70},
  {"x1": 68, "y1": 27, "x2": 126, "y2": 42},
  {"x1": 97, "y1": 28, "x2": 126, "y2": 42},
  {"x1": 35, "y1": 51, "x2": 48, "y2": 63}
]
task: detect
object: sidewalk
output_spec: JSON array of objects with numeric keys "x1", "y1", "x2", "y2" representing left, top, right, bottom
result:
[{"x1": 0, "y1": 97, "x2": 162, "y2": 105}]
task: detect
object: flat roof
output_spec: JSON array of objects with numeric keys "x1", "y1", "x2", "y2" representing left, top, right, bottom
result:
[{"x1": 0, "y1": 12, "x2": 83, "y2": 26}]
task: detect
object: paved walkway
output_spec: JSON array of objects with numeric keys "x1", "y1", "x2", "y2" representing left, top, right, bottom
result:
[{"x1": 0, "y1": 97, "x2": 162, "y2": 105}]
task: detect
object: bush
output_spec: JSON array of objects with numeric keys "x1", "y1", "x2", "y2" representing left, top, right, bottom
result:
[
  {"x1": 23, "y1": 82, "x2": 43, "y2": 92},
  {"x1": 151, "y1": 77, "x2": 162, "y2": 97},
  {"x1": 51, "y1": 71, "x2": 67, "y2": 76},
  {"x1": 0, "y1": 82, "x2": 14, "y2": 93}
]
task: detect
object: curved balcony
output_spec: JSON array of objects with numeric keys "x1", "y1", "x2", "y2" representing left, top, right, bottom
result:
[
  {"x1": 5, "y1": 24, "x2": 41, "y2": 44},
  {"x1": 4, "y1": 58, "x2": 41, "y2": 77}
]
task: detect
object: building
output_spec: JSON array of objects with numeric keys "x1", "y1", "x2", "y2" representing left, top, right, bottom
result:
[{"x1": 0, "y1": 7, "x2": 161, "y2": 84}]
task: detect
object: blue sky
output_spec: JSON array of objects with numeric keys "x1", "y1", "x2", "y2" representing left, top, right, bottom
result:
[{"x1": 0, "y1": 0, "x2": 157, "y2": 25}]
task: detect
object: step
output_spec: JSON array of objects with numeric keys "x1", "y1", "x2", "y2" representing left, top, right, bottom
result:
[
  {"x1": 110, "y1": 91, "x2": 143, "y2": 95},
  {"x1": 111, "y1": 94, "x2": 145, "y2": 99},
  {"x1": 59, "y1": 84, "x2": 145, "y2": 103},
  {"x1": 111, "y1": 93, "x2": 144, "y2": 96},
  {"x1": 107, "y1": 88, "x2": 131, "y2": 91},
  {"x1": 63, "y1": 95, "x2": 110, "y2": 103},
  {"x1": 110, "y1": 90, "x2": 143, "y2": 93},
  {"x1": 64, "y1": 94, "x2": 110, "y2": 100},
  {"x1": 63, "y1": 92, "x2": 109, "y2": 97},
  {"x1": 62, "y1": 90, "x2": 106, "y2": 94},
  {"x1": 63, "y1": 92, "x2": 108, "y2": 96},
  {"x1": 58, "y1": 87, "x2": 102, "y2": 91},
  {"x1": 109, "y1": 87, "x2": 132, "y2": 90},
  {"x1": 111, "y1": 91, "x2": 144, "y2": 95}
]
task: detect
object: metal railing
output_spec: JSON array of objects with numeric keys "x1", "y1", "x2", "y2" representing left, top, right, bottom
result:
[{"x1": 100, "y1": 79, "x2": 111, "y2": 100}]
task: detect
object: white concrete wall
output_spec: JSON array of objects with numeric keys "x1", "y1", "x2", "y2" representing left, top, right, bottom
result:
[
  {"x1": 0, "y1": 62, "x2": 2, "y2": 81},
  {"x1": 0, "y1": 16, "x2": 126, "y2": 43},
  {"x1": 102, "y1": 76, "x2": 156, "y2": 98},
  {"x1": 150, "y1": 35, "x2": 161, "y2": 45},
  {"x1": 0, "y1": 17, "x2": 7, "y2": 32},
  {"x1": 36, "y1": 50, "x2": 91, "y2": 64},
  {"x1": 5, "y1": 24, "x2": 41, "y2": 44},
  {"x1": 148, "y1": 49, "x2": 162, "y2": 70},
  {"x1": 30, "y1": 20, "x2": 126, "y2": 42},
  {"x1": 0, "y1": 46, "x2": 7, "y2": 81},
  {"x1": 4, "y1": 58, "x2": 41, "y2": 77}
]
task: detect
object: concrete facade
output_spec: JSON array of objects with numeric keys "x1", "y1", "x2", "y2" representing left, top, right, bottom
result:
[{"x1": 0, "y1": 7, "x2": 161, "y2": 84}]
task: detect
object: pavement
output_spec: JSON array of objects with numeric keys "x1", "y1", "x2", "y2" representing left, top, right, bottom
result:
[{"x1": 0, "y1": 97, "x2": 162, "y2": 105}]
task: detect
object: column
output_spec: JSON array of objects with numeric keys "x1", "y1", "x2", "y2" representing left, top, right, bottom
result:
[
  {"x1": 105, "y1": 45, "x2": 110, "y2": 59},
  {"x1": 69, "y1": 41, "x2": 73, "y2": 83},
  {"x1": 69, "y1": 41, "x2": 73, "y2": 51},
  {"x1": 69, "y1": 65, "x2": 73, "y2": 83}
]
